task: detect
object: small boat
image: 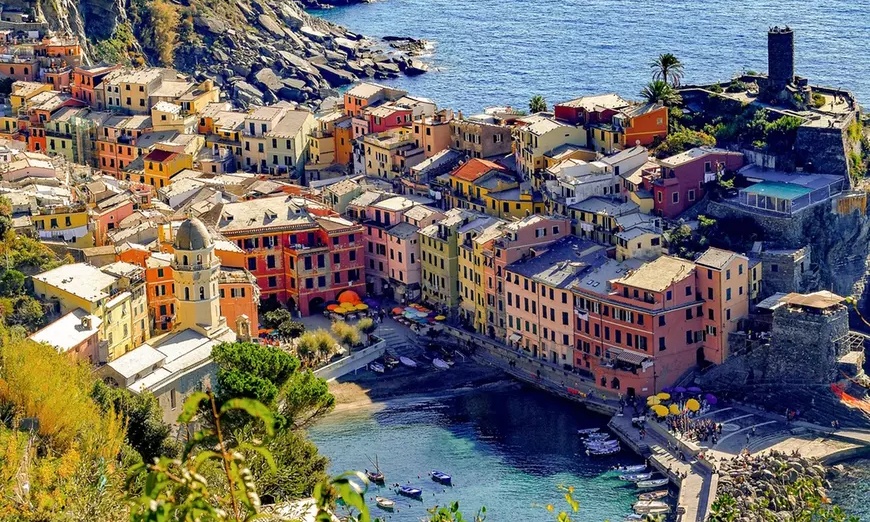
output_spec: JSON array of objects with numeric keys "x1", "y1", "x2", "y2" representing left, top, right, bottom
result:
[
  {"x1": 636, "y1": 478, "x2": 669, "y2": 489},
  {"x1": 585, "y1": 432, "x2": 611, "y2": 440},
  {"x1": 369, "y1": 362, "x2": 385, "y2": 373},
  {"x1": 430, "y1": 470, "x2": 452, "y2": 485},
  {"x1": 375, "y1": 496, "x2": 395, "y2": 511},
  {"x1": 433, "y1": 358, "x2": 450, "y2": 370},
  {"x1": 638, "y1": 490, "x2": 669, "y2": 501},
  {"x1": 586, "y1": 441, "x2": 619, "y2": 451},
  {"x1": 366, "y1": 470, "x2": 385, "y2": 484},
  {"x1": 577, "y1": 428, "x2": 600, "y2": 435},
  {"x1": 614, "y1": 464, "x2": 647, "y2": 473},
  {"x1": 633, "y1": 500, "x2": 671, "y2": 515},
  {"x1": 623, "y1": 515, "x2": 644, "y2": 522},
  {"x1": 619, "y1": 472, "x2": 653, "y2": 482},
  {"x1": 397, "y1": 485, "x2": 423, "y2": 499},
  {"x1": 383, "y1": 353, "x2": 399, "y2": 368},
  {"x1": 399, "y1": 356, "x2": 418, "y2": 368},
  {"x1": 587, "y1": 445, "x2": 620, "y2": 456}
]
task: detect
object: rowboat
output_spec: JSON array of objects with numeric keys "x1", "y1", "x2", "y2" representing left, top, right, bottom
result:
[
  {"x1": 586, "y1": 442, "x2": 619, "y2": 451},
  {"x1": 430, "y1": 470, "x2": 452, "y2": 485},
  {"x1": 366, "y1": 470, "x2": 385, "y2": 484},
  {"x1": 397, "y1": 485, "x2": 423, "y2": 498},
  {"x1": 369, "y1": 362, "x2": 385, "y2": 373},
  {"x1": 619, "y1": 472, "x2": 653, "y2": 482},
  {"x1": 633, "y1": 500, "x2": 671, "y2": 514},
  {"x1": 577, "y1": 428, "x2": 600, "y2": 435},
  {"x1": 614, "y1": 464, "x2": 647, "y2": 473},
  {"x1": 636, "y1": 478, "x2": 669, "y2": 489},
  {"x1": 585, "y1": 432, "x2": 611, "y2": 440},
  {"x1": 637, "y1": 490, "x2": 669, "y2": 501},
  {"x1": 399, "y1": 356, "x2": 418, "y2": 368},
  {"x1": 587, "y1": 445, "x2": 620, "y2": 456},
  {"x1": 375, "y1": 497, "x2": 395, "y2": 510},
  {"x1": 433, "y1": 358, "x2": 450, "y2": 370}
]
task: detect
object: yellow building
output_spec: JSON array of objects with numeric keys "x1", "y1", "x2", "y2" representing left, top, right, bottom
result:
[
  {"x1": 485, "y1": 184, "x2": 545, "y2": 220},
  {"x1": 177, "y1": 79, "x2": 221, "y2": 115},
  {"x1": 457, "y1": 217, "x2": 503, "y2": 332},
  {"x1": 143, "y1": 147, "x2": 194, "y2": 188},
  {"x1": 241, "y1": 103, "x2": 315, "y2": 177},
  {"x1": 514, "y1": 114, "x2": 587, "y2": 176},
  {"x1": 420, "y1": 209, "x2": 483, "y2": 315},
  {"x1": 31, "y1": 203, "x2": 94, "y2": 247},
  {"x1": 10, "y1": 81, "x2": 51, "y2": 111},
  {"x1": 103, "y1": 68, "x2": 175, "y2": 114},
  {"x1": 362, "y1": 128, "x2": 424, "y2": 179},
  {"x1": 33, "y1": 262, "x2": 149, "y2": 361},
  {"x1": 615, "y1": 228, "x2": 663, "y2": 261}
]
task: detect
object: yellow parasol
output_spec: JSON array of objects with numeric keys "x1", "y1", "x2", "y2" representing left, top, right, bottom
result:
[
  {"x1": 656, "y1": 392, "x2": 671, "y2": 401},
  {"x1": 435, "y1": 315, "x2": 446, "y2": 321},
  {"x1": 355, "y1": 303, "x2": 369, "y2": 311},
  {"x1": 686, "y1": 398, "x2": 701, "y2": 412},
  {"x1": 333, "y1": 308, "x2": 347, "y2": 315},
  {"x1": 646, "y1": 396, "x2": 661, "y2": 406},
  {"x1": 669, "y1": 403, "x2": 681, "y2": 415},
  {"x1": 652, "y1": 404, "x2": 669, "y2": 417}
]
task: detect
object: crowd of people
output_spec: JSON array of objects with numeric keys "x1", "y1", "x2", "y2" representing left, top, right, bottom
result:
[{"x1": 667, "y1": 415, "x2": 723, "y2": 444}]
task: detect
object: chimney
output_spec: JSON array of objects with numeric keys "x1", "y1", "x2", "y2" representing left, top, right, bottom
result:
[{"x1": 81, "y1": 316, "x2": 92, "y2": 330}]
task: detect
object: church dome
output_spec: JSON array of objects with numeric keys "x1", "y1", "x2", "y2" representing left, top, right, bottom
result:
[{"x1": 174, "y1": 217, "x2": 213, "y2": 251}]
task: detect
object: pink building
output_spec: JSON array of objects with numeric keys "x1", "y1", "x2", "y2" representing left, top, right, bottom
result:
[
  {"x1": 365, "y1": 104, "x2": 413, "y2": 134},
  {"x1": 29, "y1": 309, "x2": 102, "y2": 364},
  {"x1": 642, "y1": 147, "x2": 744, "y2": 218},
  {"x1": 91, "y1": 194, "x2": 135, "y2": 246},
  {"x1": 489, "y1": 215, "x2": 571, "y2": 338},
  {"x1": 504, "y1": 236, "x2": 607, "y2": 365},
  {"x1": 694, "y1": 247, "x2": 750, "y2": 365}
]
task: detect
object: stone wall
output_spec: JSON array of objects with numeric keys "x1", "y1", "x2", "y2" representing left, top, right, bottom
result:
[
  {"x1": 760, "y1": 246, "x2": 811, "y2": 297},
  {"x1": 766, "y1": 304, "x2": 849, "y2": 384},
  {"x1": 794, "y1": 120, "x2": 853, "y2": 180}
]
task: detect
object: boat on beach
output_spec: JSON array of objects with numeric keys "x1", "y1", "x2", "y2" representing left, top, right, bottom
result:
[
  {"x1": 397, "y1": 485, "x2": 423, "y2": 499},
  {"x1": 577, "y1": 428, "x2": 600, "y2": 435},
  {"x1": 619, "y1": 472, "x2": 653, "y2": 482},
  {"x1": 614, "y1": 464, "x2": 647, "y2": 473},
  {"x1": 399, "y1": 356, "x2": 418, "y2": 368},
  {"x1": 375, "y1": 497, "x2": 395, "y2": 510},
  {"x1": 433, "y1": 358, "x2": 450, "y2": 369},
  {"x1": 636, "y1": 478, "x2": 669, "y2": 489},
  {"x1": 633, "y1": 500, "x2": 671, "y2": 514},
  {"x1": 430, "y1": 470, "x2": 452, "y2": 485},
  {"x1": 637, "y1": 490, "x2": 669, "y2": 501}
]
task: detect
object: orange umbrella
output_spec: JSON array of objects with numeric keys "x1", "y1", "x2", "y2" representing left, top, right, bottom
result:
[
  {"x1": 338, "y1": 290, "x2": 361, "y2": 304},
  {"x1": 327, "y1": 304, "x2": 339, "y2": 311},
  {"x1": 392, "y1": 307, "x2": 404, "y2": 315}
]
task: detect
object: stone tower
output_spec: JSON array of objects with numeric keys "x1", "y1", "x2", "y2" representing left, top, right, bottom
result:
[
  {"x1": 768, "y1": 26, "x2": 795, "y2": 89},
  {"x1": 172, "y1": 217, "x2": 224, "y2": 333}
]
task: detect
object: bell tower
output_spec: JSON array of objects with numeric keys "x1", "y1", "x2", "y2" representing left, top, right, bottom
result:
[{"x1": 172, "y1": 217, "x2": 224, "y2": 333}]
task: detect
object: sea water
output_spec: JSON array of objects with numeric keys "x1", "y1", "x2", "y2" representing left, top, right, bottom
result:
[
  {"x1": 309, "y1": 387, "x2": 644, "y2": 521},
  {"x1": 312, "y1": 0, "x2": 869, "y2": 112}
]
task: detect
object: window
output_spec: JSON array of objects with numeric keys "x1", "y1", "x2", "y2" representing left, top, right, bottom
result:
[
  {"x1": 726, "y1": 309, "x2": 731, "y2": 320},
  {"x1": 672, "y1": 192, "x2": 679, "y2": 204},
  {"x1": 686, "y1": 308, "x2": 693, "y2": 320},
  {"x1": 268, "y1": 276, "x2": 277, "y2": 287},
  {"x1": 318, "y1": 276, "x2": 326, "y2": 287},
  {"x1": 686, "y1": 331, "x2": 693, "y2": 344},
  {"x1": 726, "y1": 269, "x2": 731, "y2": 280},
  {"x1": 708, "y1": 309, "x2": 714, "y2": 320},
  {"x1": 247, "y1": 257, "x2": 256, "y2": 270},
  {"x1": 199, "y1": 287, "x2": 205, "y2": 300},
  {"x1": 771, "y1": 264, "x2": 779, "y2": 273},
  {"x1": 686, "y1": 285, "x2": 692, "y2": 296},
  {"x1": 659, "y1": 337, "x2": 666, "y2": 351},
  {"x1": 688, "y1": 189, "x2": 695, "y2": 201},
  {"x1": 659, "y1": 316, "x2": 666, "y2": 326},
  {"x1": 726, "y1": 288, "x2": 732, "y2": 301},
  {"x1": 666, "y1": 290, "x2": 672, "y2": 300},
  {"x1": 708, "y1": 287, "x2": 714, "y2": 299},
  {"x1": 267, "y1": 255, "x2": 276, "y2": 269}
]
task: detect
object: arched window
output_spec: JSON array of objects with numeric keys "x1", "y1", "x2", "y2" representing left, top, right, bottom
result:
[
  {"x1": 199, "y1": 286, "x2": 205, "y2": 300},
  {"x1": 184, "y1": 287, "x2": 190, "y2": 300},
  {"x1": 23, "y1": 67, "x2": 28, "y2": 75},
  {"x1": 183, "y1": 255, "x2": 188, "y2": 266},
  {"x1": 196, "y1": 254, "x2": 202, "y2": 265}
]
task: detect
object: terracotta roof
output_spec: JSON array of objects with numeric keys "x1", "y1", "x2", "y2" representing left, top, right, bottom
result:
[
  {"x1": 450, "y1": 158, "x2": 506, "y2": 182},
  {"x1": 144, "y1": 149, "x2": 177, "y2": 163}
]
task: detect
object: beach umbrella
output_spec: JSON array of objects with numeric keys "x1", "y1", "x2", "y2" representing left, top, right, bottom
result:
[
  {"x1": 686, "y1": 398, "x2": 701, "y2": 412},
  {"x1": 392, "y1": 307, "x2": 404, "y2": 315},
  {"x1": 338, "y1": 290, "x2": 361, "y2": 304},
  {"x1": 661, "y1": 387, "x2": 674, "y2": 393},
  {"x1": 326, "y1": 304, "x2": 339, "y2": 311},
  {"x1": 333, "y1": 308, "x2": 347, "y2": 315},
  {"x1": 669, "y1": 403, "x2": 682, "y2": 415},
  {"x1": 652, "y1": 405, "x2": 669, "y2": 417},
  {"x1": 355, "y1": 303, "x2": 369, "y2": 311},
  {"x1": 674, "y1": 386, "x2": 687, "y2": 393},
  {"x1": 687, "y1": 387, "x2": 702, "y2": 393},
  {"x1": 656, "y1": 392, "x2": 671, "y2": 401},
  {"x1": 705, "y1": 394, "x2": 718, "y2": 405},
  {"x1": 435, "y1": 315, "x2": 446, "y2": 321},
  {"x1": 646, "y1": 396, "x2": 661, "y2": 406}
]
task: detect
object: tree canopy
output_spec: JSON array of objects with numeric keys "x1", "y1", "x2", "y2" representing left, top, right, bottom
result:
[
  {"x1": 212, "y1": 341, "x2": 300, "y2": 407},
  {"x1": 529, "y1": 94, "x2": 547, "y2": 113},
  {"x1": 650, "y1": 53, "x2": 685, "y2": 86}
]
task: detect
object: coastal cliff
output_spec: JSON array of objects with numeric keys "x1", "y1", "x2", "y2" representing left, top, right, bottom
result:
[{"x1": 18, "y1": 0, "x2": 423, "y2": 107}]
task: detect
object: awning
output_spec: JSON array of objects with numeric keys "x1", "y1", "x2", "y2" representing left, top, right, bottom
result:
[
  {"x1": 508, "y1": 333, "x2": 521, "y2": 343},
  {"x1": 608, "y1": 347, "x2": 649, "y2": 366}
]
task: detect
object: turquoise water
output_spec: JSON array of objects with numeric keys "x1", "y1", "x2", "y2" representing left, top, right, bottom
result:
[
  {"x1": 313, "y1": 0, "x2": 869, "y2": 111},
  {"x1": 308, "y1": 386, "x2": 645, "y2": 521},
  {"x1": 829, "y1": 457, "x2": 870, "y2": 521}
]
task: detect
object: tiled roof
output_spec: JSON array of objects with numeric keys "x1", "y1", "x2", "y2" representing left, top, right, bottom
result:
[{"x1": 450, "y1": 158, "x2": 506, "y2": 182}]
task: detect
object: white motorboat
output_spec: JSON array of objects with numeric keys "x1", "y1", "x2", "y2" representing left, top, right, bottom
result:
[
  {"x1": 636, "y1": 478, "x2": 669, "y2": 489},
  {"x1": 637, "y1": 490, "x2": 669, "y2": 501},
  {"x1": 619, "y1": 472, "x2": 653, "y2": 482},
  {"x1": 633, "y1": 500, "x2": 671, "y2": 515},
  {"x1": 375, "y1": 497, "x2": 395, "y2": 511},
  {"x1": 577, "y1": 428, "x2": 600, "y2": 435},
  {"x1": 585, "y1": 432, "x2": 611, "y2": 440},
  {"x1": 399, "y1": 356, "x2": 418, "y2": 368},
  {"x1": 369, "y1": 362, "x2": 385, "y2": 373},
  {"x1": 614, "y1": 464, "x2": 647, "y2": 473},
  {"x1": 433, "y1": 358, "x2": 450, "y2": 369}
]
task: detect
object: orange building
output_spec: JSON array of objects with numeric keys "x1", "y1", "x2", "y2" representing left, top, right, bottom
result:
[
  {"x1": 334, "y1": 119, "x2": 353, "y2": 166},
  {"x1": 219, "y1": 268, "x2": 260, "y2": 334},
  {"x1": 72, "y1": 64, "x2": 122, "y2": 108},
  {"x1": 0, "y1": 60, "x2": 37, "y2": 81},
  {"x1": 142, "y1": 148, "x2": 193, "y2": 188},
  {"x1": 412, "y1": 109, "x2": 453, "y2": 157},
  {"x1": 615, "y1": 103, "x2": 669, "y2": 148},
  {"x1": 97, "y1": 115, "x2": 152, "y2": 178}
]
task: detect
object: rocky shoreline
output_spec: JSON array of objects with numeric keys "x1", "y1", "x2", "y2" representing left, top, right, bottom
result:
[{"x1": 713, "y1": 451, "x2": 841, "y2": 519}]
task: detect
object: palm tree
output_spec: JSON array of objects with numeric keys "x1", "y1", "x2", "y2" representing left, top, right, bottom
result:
[
  {"x1": 640, "y1": 80, "x2": 682, "y2": 106},
  {"x1": 650, "y1": 53, "x2": 684, "y2": 86},
  {"x1": 529, "y1": 94, "x2": 547, "y2": 113}
]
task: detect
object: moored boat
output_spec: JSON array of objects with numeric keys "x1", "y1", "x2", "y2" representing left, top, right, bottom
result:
[
  {"x1": 614, "y1": 464, "x2": 647, "y2": 473},
  {"x1": 633, "y1": 500, "x2": 671, "y2": 515},
  {"x1": 619, "y1": 472, "x2": 653, "y2": 482},
  {"x1": 636, "y1": 478, "x2": 669, "y2": 489},
  {"x1": 577, "y1": 428, "x2": 600, "y2": 435},
  {"x1": 375, "y1": 497, "x2": 395, "y2": 510},
  {"x1": 585, "y1": 432, "x2": 611, "y2": 440},
  {"x1": 399, "y1": 356, "x2": 418, "y2": 368},
  {"x1": 637, "y1": 490, "x2": 669, "y2": 501},
  {"x1": 397, "y1": 485, "x2": 423, "y2": 498},
  {"x1": 365, "y1": 470, "x2": 385, "y2": 484},
  {"x1": 430, "y1": 470, "x2": 452, "y2": 485},
  {"x1": 369, "y1": 362, "x2": 385, "y2": 373},
  {"x1": 587, "y1": 445, "x2": 620, "y2": 456},
  {"x1": 433, "y1": 358, "x2": 450, "y2": 370}
]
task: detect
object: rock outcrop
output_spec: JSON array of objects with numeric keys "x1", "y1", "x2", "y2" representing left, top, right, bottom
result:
[{"x1": 27, "y1": 0, "x2": 427, "y2": 109}]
